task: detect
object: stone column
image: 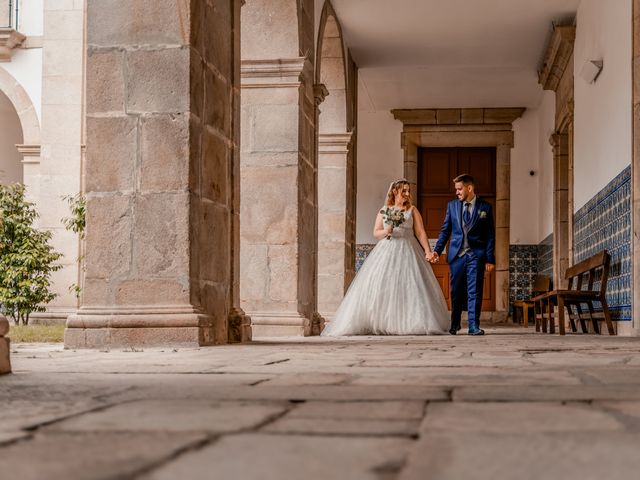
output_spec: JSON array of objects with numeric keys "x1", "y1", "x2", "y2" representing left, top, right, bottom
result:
[
  {"x1": 495, "y1": 143, "x2": 511, "y2": 313},
  {"x1": 632, "y1": 0, "x2": 640, "y2": 336},
  {"x1": 228, "y1": 0, "x2": 252, "y2": 343},
  {"x1": 240, "y1": 57, "x2": 321, "y2": 336},
  {"x1": 67, "y1": 0, "x2": 240, "y2": 348},
  {"x1": 317, "y1": 131, "x2": 354, "y2": 321},
  {"x1": 32, "y1": 0, "x2": 85, "y2": 324},
  {"x1": 0, "y1": 315, "x2": 10, "y2": 374},
  {"x1": 550, "y1": 133, "x2": 570, "y2": 289}
]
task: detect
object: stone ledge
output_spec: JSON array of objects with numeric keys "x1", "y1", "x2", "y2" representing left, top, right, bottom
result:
[{"x1": 0, "y1": 28, "x2": 26, "y2": 62}]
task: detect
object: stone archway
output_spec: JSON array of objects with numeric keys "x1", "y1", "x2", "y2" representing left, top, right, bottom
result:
[
  {"x1": 0, "y1": 68, "x2": 40, "y2": 146},
  {"x1": 315, "y1": 1, "x2": 355, "y2": 321},
  {"x1": 392, "y1": 108, "x2": 525, "y2": 319},
  {"x1": 0, "y1": 68, "x2": 41, "y2": 182}
]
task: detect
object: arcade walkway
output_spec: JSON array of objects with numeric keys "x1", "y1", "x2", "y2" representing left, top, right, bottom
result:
[{"x1": 2, "y1": 328, "x2": 640, "y2": 479}]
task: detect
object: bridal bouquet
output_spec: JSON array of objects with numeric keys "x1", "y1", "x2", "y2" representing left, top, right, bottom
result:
[{"x1": 380, "y1": 207, "x2": 406, "y2": 240}]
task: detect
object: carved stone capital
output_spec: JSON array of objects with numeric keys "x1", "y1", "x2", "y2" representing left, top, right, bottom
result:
[
  {"x1": 539, "y1": 25, "x2": 576, "y2": 91},
  {"x1": 313, "y1": 83, "x2": 329, "y2": 106},
  {"x1": 0, "y1": 28, "x2": 26, "y2": 62},
  {"x1": 15, "y1": 144, "x2": 41, "y2": 164},
  {"x1": 241, "y1": 57, "x2": 312, "y2": 88},
  {"x1": 318, "y1": 131, "x2": 353, "y2": 154}
]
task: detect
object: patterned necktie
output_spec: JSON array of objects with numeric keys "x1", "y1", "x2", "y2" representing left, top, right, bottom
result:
[{"x1": 464, "y1": 202, "x2": 471, "y2": 225}]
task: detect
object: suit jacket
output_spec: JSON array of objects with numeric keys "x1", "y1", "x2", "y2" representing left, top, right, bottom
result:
[{"x1": 434, "y1": 197, "x2": 496, "y2": 265}]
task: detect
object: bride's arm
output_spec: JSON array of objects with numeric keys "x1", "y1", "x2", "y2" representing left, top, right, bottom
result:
[
  {"x1": 412, "y1": 207, "x2": 432, "y2": 254},
  {"x1": 373, "y1": 212, "x2": 392, "y2": 240}
]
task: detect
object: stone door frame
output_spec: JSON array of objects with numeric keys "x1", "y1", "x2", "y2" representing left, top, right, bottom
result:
[{"x1": 391, "y1": 108, "x2": 526, "y2": 318}]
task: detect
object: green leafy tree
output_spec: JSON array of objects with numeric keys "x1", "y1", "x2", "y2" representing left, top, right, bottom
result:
[
  {"x1": 62, "y1": 193, "x2": 86, "y2": 298},
  {"x1": 0, "y1": 184, "x2": 62, "y2": 325}
]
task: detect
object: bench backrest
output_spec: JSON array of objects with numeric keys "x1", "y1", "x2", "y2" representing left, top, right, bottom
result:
[
  {"x1": 565, "y1": 250, "x2": 610, "y2": 296},
  {"x1": 532, "y1": 275, "x2": 551, "y2": 294}
]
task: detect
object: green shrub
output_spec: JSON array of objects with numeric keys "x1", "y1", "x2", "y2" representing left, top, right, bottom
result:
[{"x1": 0, "y1": 184, "x2": 62, "y2": 325}]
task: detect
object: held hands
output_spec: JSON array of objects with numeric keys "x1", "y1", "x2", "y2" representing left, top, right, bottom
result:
[
  {"x1": 485, "y1": 263, "x2": 495, "y2": 273},
  {"x1": 426, "y1": 251, "x2": 439, "y2": 264}
]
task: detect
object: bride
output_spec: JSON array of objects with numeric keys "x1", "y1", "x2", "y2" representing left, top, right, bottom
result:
[{"x1": 321, "y1": 179, "x2": 449, "y2": 336}]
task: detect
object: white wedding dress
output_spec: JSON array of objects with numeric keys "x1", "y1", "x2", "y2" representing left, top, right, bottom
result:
[{"x1": 321, "y1": 207, "x2": 449, "y2": 336}]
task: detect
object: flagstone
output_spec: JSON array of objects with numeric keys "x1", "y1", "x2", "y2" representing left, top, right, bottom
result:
[
  {"x1": 422, "y1": 402, "x2": 623, "y2": 433},
  {"x1": 144, "y1": 434, "x2": 413, "y2": 480},
  {"x1": 399, "y1": 432, "x2": 640, "y2": 480},
  {"x1": 51, "y1": 400, "x2": 287, "y2": 433}
]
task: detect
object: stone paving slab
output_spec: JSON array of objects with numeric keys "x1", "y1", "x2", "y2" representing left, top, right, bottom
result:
[
  {"x1": 0, "y1": 431, "x2": 208, "y2": 480},
  {"x1": 143, "y1": 434, "x2": 413, "y2": 480},
  {"x1": 399, "y1": 432, "x2": 640, "y2": 480},
  {"x1": 50, "y1": 400, "x2": 287, "y2": 433},
  {"x1": 286, "y1": 400, "x2": 425, "y2": 419},
  {"x1": 422, "y1": 402, "x2": 623, "y2": 433},
  {"x1": 263, "y1": 417, "x2": 421, "y2": 436},
  {"x1": 3, "y1": 329, "x2": 640, "y2": 478},
  {"x1": 453, "y1": 384, "x2": 640, "y2": 402}
]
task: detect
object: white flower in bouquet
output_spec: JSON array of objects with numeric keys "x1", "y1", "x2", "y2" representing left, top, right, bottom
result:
[{"x1": 380, "y1": 207, "x2": 406, "y2": 240}]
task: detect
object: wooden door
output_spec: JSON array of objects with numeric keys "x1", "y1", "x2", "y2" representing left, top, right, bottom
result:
[{"x1": 417, "y1": 147, "x2": 496, "y2": 312}]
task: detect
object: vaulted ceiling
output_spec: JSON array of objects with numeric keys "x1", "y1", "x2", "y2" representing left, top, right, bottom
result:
[{"x1": 330, "y1": 0, "x2": 581, "y2": 110}]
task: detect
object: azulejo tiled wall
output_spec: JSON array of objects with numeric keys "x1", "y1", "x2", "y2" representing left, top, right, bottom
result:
[
  {"x1": 509, "y1": 245, "x2": 539, "y2": 305},
  {"x1": 356, "y1": 244, "x2": 375, "y2": 272},
  {"x1": 537, "y1": 234, "x2": 554, "y2": 279},
  {"x1": 573, "y1": 165, "x2": 631, "y2": 321}
]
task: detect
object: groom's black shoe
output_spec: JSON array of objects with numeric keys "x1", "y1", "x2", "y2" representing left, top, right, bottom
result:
[
  {"x1": 449, "y1": 325, "x2": 462, "y2": 335},
  {"x1": 468, "y1": 328, "x2": 485, "y2": 336}
]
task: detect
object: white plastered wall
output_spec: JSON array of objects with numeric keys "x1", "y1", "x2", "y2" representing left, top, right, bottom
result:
[
  {"x1": 573, "y1": 0, "x2": 632, "y2": 210},
  {"x1": 355, "y1": 107, "x2": 403, "y2": 244}
]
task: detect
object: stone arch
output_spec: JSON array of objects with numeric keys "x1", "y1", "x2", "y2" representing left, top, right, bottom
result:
[
  {"x1": 316, "y1": 1, "x2": 348, "y2": 132},
  {"x1": 0, "y1": 89, "x2": 24, "y2": 183},
  {"x1": 315, "y1": 1, "x2": 355, "y2": 322},
  {"x1": 0, "y1": 68, "x2": 40, "y2": 145}
]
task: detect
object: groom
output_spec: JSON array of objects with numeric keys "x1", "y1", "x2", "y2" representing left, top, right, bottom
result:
[{"x1": 427, "y1": 174, "x2": 495, "y2": 336}]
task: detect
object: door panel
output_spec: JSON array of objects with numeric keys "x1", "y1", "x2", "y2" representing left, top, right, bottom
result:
[{"x1": 417, "y1": 147, "x2": 496, "y2": 312}]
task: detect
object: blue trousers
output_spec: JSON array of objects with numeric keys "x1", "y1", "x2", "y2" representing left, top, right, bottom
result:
[{"x1": 449, "y1": 251, "x2": 486, "y2": 330}]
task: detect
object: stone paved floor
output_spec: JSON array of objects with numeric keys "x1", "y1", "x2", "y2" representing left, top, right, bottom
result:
[{"x1": 2, "y1": 327, "x2": 640, "y2": 479}]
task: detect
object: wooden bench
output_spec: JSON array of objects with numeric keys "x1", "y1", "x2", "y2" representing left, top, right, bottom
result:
[
  {"x1": 531, "y1": 250, "x2": 614, "y2": 336},
  {"x1": 512, "y1": 275, "x2": 551, "y2": 328}
]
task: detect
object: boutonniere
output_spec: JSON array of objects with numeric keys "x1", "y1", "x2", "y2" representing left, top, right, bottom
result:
[{"x1": 479, "y1": 211, "x2": 487, "y2": 219}]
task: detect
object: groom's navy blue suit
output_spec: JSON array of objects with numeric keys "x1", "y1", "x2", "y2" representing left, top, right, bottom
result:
[{"x1": 434, "y1": 197, "x2": 495, "y2": 332}]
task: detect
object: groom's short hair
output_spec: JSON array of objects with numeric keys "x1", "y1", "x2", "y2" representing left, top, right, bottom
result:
[{"x1": 453, "y1": 174, "x2": 475, "y2": 185}]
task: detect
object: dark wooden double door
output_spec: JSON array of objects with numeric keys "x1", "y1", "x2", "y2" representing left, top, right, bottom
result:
[{"x1": 417, "y1": 147, "x2": 496, "y2": 312}]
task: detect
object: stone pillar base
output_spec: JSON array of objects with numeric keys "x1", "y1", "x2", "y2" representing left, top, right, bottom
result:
[
  {"x1": 65, "y1": 308, "x2": 221, "y2": 349},
  {"x1": 0, "y1": 316, "x2": 11, "y2": 374},
  {"x1": 250, "y1": 313, "x2": 318, "y2": 337},
  {"x1": 228, "y1": 308, "x2": 252, "y2": 343},
  {"x1": 0, "y1": 338, "x2": 10, "y2": 374}
]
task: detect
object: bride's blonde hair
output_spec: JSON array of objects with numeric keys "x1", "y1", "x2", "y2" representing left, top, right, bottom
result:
[{"x1": 386, "y1": 180, "x2": 412, "y2": 209}]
